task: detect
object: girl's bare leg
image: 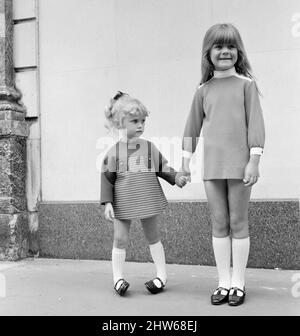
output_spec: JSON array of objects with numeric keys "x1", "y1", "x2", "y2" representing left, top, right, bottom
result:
[
  {"x1": 204, "y1": 180, "x2": 230, "y2": 238},
  {"x1": 204, "y1": 180, "x2": 231, "y2": 290},
  {"x1": 228, "y1": 179, "x2": 251, "y2": 291},
  {"x1": 141, "y1": 215, "x2": 167, "y2": 286},
  {"x1": 112, "y1": 219, "x2": 131, "y2": 288},
  {"x1": 227, "y1": 179, "x2": 251, "y2": 239}
]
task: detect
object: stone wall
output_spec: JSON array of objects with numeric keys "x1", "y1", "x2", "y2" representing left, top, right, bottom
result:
[
  {"x1": 0, "y1": 0, "x2": 29, "y2": 260},
  {"x1": 38, "y1": 200, "x2": 300, "y2": 270}
]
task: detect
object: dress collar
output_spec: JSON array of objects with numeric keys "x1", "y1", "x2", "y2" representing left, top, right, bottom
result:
[{"x1": 213, "y1": 67, "x2": 237, "y2": 78}]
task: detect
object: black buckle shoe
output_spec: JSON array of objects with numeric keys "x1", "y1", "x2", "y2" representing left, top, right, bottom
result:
[
  {"x1": 114, "y1": 279, "x2": 130, "y2": 296},
  {"x1": 228, "y1": 287, "x2": 246, "y2": 306},
  {"x1": 211, "y1": 287, "x2": 229, "y2": 305},
  {"x1": 145, "y1": 277, "x2": 165, "y2": 294}
]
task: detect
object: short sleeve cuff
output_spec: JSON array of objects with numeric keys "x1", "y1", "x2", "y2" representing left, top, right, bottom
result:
[
  {"x1": 182, "y1": 150, "x2": 193, "y2": 159},
  {"x1": 250, "y1": 147, "x2": 263, "y2": 155}
]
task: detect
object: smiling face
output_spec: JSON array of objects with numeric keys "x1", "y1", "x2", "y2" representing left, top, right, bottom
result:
[
  {"x1": 209, "y1": 43, "x2": 238, "y2": 71},
  {"x1": 122, "y1": 114, "x2": 146, "y2": 139}
]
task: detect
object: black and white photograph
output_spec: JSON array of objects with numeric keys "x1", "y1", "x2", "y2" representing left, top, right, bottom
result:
[{"x1": 0, "y1": 0, "x2": 299, "y2": 324}]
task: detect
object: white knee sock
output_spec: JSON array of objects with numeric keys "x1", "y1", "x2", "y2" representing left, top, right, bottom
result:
[
  {"x1": 149, "y1": 241, "x2": 167, "y2": 286},
  {"x1": 112, "y1": 247, "x2": 126, "y2": 288},
  {"x1": 231, "y1": 237, "x2": 250, "y2": 290},
  {"x1": 212, "y1": 236, "x2": 231, "y2": 290}
]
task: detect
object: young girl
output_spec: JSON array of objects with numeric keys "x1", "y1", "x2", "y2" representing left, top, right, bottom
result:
[
  {"x1": 101, "y1": 92, "x2": 187, "y2": 296},
  {"x1": 181, "y1": 23, "x2": 265, "y2": 306}
]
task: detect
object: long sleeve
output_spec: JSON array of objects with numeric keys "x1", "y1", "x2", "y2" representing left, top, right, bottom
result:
[
  {"x1": 182, "y1": 87, "x2": 205, "y2": 157},
  {"x1": 151, "y1": 142, "x2": 176, "y2": 185},
  {"x1": 100, "y1": 150, "x2": 116, "y2": 205},
  {"x1": 245, "y1": 80, "x2": 265, "y2": 153}
]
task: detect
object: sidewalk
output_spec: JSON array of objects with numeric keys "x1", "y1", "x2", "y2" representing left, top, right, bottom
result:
[{"x1": 0, "y1": 258, "x2": 299, "y2": 316}]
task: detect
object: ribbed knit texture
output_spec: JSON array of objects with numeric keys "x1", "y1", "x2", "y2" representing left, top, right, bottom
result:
[
  {"x1": 149, "y1": 241, "x2": 167, "y2": 285},
  {"x1": 212, "y1": 236, "x2": 231, "y2": 289},
  {"x1": 231, "y1": 237, "x2": 250, "y2": 289},
  {"x1": 114, "y1": 155, "x2": 167, "y2": 219},
  {"x1": 112, "y1": 247, "x2": 126, "y2": 285}
]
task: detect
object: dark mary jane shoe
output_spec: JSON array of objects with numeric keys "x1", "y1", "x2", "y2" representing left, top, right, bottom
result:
[
  {"x1": 145, "y1": 277, "x2": 165, "y2": 294},
  {"x1": 228, "y1": 287, "x2": 246, "y2": 306},
  {"x1": 211, "y1": 287, "x2": 229, "y2": 305},
  {"x1": 114, "y1": 278, "x2": 130, "y2": 296}
]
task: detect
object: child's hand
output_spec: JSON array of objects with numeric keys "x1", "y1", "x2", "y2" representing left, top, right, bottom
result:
[
  {"x1": 181, "y1": 158, "x2": 192, "y2": 183},
  {"x1": 179, "y1": 165, "x2": 192, "y2": 183},
  {"x1": 104, "y1": 203, "x2": 115, "y2": 221},
  {"x1": 175, "y1": 172, "x2": 189, "y2": 188},
  {"x1": 243, "y1": 161, "x2": 259, "y2": 187}
]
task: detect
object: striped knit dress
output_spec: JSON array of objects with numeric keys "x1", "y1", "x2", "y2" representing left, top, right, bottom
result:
[{"x1": 101, "y1": 139, "x2": 175, "y2": 220}]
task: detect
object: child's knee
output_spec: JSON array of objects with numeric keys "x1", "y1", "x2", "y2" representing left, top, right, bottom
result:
[
  {"x1": 230, "y1": 216, "x2": 248, "y2": 237},
  {"x1": 113, "y1": 236, "x2": 129, "y2": 249},
  {"x1": 141, "y1": 216, "x2": 161, "y2": 244},
  {"x1": 145, "y1": 231, "x2": 160, "y2": 245},
  {"x1": 212, "y1": 226, "x2": 230, "y2": 237},
  {"x1": 211, "y1": 217, "x2": 230, "y2": 237},
  {"x1": 211, "y1": 211, "x2": 229, "y2": 226}
]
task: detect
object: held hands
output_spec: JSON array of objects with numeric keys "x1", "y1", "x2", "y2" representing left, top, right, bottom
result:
[
  {"x1": 175, "y1": 173, "x2": 188, "y2": 188},
  {"x1": 175, "y1": 166, "x2": 192, "y2": 188},
  {"x1": 104, "y1": 202, "x2": 115, "y2": 222},
  {"x1": 243, "y1": 160, "x2": 260, "y2": 187}
]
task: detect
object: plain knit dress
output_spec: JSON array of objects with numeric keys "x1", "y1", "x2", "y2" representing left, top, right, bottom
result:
[
  {"x1": 101, "y1": 138, "x2": 176, "y2": 220},
  {"x1": 182, "y1": 68, "x2": 265, "y2": 180}
]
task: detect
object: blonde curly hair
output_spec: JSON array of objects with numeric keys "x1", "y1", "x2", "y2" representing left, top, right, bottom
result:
[{"x1": 104, "y1": 91, "x2": 149, "y2": 130}]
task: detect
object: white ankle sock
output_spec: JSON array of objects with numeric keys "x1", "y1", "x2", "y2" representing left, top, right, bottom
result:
[
  {"x1": 231, "y1": 237, "x2": 250, "y2": 291},
  {"x1": 112, "y1": 247, "x2": 126, "y2": 289},
  {"x1": 212, "y1": 236, "x2": 231, "y2": 290},
  {"x1": 149, "y1": 241, "x2": 167, "y2": 287}
]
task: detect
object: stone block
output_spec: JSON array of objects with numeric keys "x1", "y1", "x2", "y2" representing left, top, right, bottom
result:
[
  {"x1": 0, "y1": 136, "x2": 27, "y2": 213},
  {"x1": 0, "y1": 110, "x2": 25, "y2": 121},
  {"x1": 26, "y1": 138, "x2": 40, "y2": 211},
  {"x1": 0, "y1": 212, "x2": 29, "y2": 260},
  {"x1": 0, "y1": 120, "x2": 28, "y2": 137},
  {"x1": 38, "y1": 200, "x2": 300, "y2": 270}
]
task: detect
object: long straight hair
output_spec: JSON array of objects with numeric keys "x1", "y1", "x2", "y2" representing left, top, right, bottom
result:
[{"x1": 201, "y1": 23, "x2": 253, "y2": 84}]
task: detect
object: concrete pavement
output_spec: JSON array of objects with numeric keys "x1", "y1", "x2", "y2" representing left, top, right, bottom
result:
[{"x1": 0, "y1": 258, "x2": 299, "y2": 316}]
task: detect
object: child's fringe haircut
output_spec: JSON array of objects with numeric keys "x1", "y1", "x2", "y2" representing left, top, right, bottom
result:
[{"x1": 201, "y1": 23, "x2": 253, "y2": 84}]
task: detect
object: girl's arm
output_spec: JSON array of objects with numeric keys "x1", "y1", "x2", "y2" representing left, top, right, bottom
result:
[
  {"x1": 181, "y1": 87, "x2": 205, "y2": 179},
  {"x1": 245, "y1": 80, "x2": 265, "y2": 155},
  {"x1": 156, "y1": 153, "x2": 188, "y2": 187},
  {"x1": 244, "y1": 80, "x2": 265, "y2": 186},
  {"x1": 104, "y1": 202, "x2": 115, "y2": 222},
  {"x1": 153, "y1": 145, "x2": 177, "y2": 185},
  {"x1": 101, "y1": 171, "x2": 116, "y2": 204},
  {"x1": 101, "y1": 152, "x2": 116, "y2": 221},
  {"x1": 149, "y1": 141, "x2": 186, "y2": 186},
  {"x1": 100, "y1": 150, "x2": 116, "y2": 205},
  {"x1": 243, "y1": 154, "x2": 261, "y2": 186}
]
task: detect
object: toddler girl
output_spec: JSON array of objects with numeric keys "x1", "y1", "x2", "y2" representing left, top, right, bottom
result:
[{"x1": 101, "y1": 91, "x2": 187, "y2": 296}]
